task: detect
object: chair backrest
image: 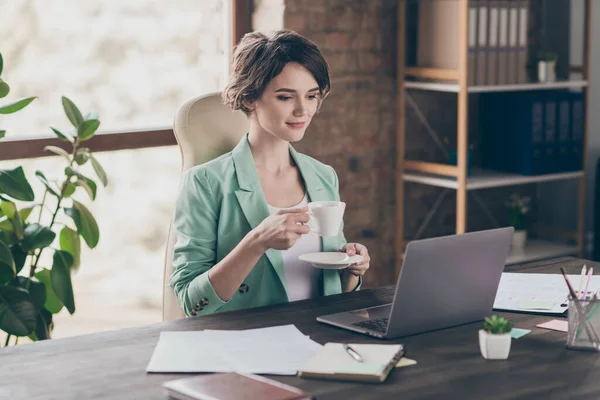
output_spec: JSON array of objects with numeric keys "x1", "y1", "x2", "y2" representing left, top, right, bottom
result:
[{"x1": 163, "y1": 92, "x2": 249, "y2": 321}]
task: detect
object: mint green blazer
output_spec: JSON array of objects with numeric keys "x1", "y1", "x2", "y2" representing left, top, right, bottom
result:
[{"x1": 169, "y1": 134, "x2": 358, "y2": 317}]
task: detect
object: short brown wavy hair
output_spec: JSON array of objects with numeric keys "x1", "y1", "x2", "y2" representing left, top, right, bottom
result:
[{"x1": 222, "y1": 30, "x2": 331, "y2": 115}]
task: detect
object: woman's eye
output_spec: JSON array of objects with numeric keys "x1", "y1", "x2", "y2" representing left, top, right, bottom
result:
[
  {"x1": 277, "y1": 95, "x2": 292, "y2": 101},
  {"x1": 308, "y1": 94, "x2": 319, "y2": 100}
]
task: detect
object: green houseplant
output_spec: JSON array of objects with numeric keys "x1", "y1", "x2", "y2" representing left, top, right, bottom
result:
[
  {"x1": 0, "y1": 52, "x2": 108, "y2": 346},
  {"x1": 479, "y1": 315, "x2": 513, "y2": 360},
  {"x1": 506, "y1": 193, "x2": 531, "y2": 250}
]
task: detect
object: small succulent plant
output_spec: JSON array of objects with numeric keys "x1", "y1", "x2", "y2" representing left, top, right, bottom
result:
[{"x1": 483, "y1": 315, "x2": 513, "y2": 334}]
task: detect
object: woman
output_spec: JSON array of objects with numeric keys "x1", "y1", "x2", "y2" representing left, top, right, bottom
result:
[{"x1": 170, "y1": 30, "x2": 370, "y2": 317}]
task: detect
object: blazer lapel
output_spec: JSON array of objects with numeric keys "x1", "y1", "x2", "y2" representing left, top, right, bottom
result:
[
  {"x1": 290, "y1": 146, "x2": 342, "y2": 296},
  {"x1": 232, "y1": 135, "x2": 287, "y2": 296}
]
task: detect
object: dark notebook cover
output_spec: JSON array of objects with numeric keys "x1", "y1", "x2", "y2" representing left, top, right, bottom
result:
[{"x1": 163, "y1": 372, "x2": 312, "y2": 400}]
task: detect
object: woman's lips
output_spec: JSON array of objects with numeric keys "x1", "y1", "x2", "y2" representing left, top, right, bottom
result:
[{"x1": 286, "y1": 122, "x2": 306, "y2": 129}]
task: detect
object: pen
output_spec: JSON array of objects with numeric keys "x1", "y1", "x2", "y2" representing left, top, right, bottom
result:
[
  {"x1": 343, "y1": 344, "x2": 363, "y2": 363},
  {"x1": 583, "y1": 267, "x2": 594, "y2": 301},
  {"x1": 578, "y1": 265, "x2": 587, "y2": 299}
]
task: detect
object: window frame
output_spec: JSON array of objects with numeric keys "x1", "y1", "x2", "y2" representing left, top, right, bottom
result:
[{"x1": 1, "y1": 0, "x2": 251, "y2": 161}]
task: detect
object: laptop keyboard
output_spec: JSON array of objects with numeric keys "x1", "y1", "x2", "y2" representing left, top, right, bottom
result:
[{"x1": 352, "y1": 317, "x2": 389, "y2": 333}]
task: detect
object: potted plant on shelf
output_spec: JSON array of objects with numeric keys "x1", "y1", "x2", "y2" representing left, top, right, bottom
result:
[
  {"x1": 479, "y1": 315, "x2": 513, "y2": 360},
  {"x1": 537, "y1": 51, "x2": 558, "y2": 83},
  {"x1": 0, "y1": 52, "x2": 108, "y2": 347},
  {"x1": 506, "y1": 193, "x2": 531, "y2": 251}
]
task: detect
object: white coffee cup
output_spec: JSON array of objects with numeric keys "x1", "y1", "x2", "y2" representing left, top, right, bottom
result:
[{"x1": 306, "y1": 201, "x2": 346, "y2": 236}]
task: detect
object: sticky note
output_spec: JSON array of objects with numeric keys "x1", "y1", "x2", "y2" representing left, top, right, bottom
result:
[
  {"x1": 516, "y1": 300, "x2": 554, "y2": 310},
  {"x1": 537, "y1": 319, "x2": 568, "y2": 332},
  {"x1": 396, "y1": 358, "x2": 417, "y2": 368},
  {"x1": 509, "y1": 328, "x2": 531, "y2": 339}
]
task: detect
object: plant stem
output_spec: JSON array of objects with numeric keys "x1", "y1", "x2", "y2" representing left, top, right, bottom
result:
[
  {"x1": 37, "y1": 190, "x2": 48, "y2": 224},
  {"x1": 28, "y1": 140, "x2": 79, "y2": 278},
  {"x1": 14, "y1": 336, "x2": 18, "y2": 345},
  {"x1": 4, "y1": 334, "x2": 11, "y2": 347}
]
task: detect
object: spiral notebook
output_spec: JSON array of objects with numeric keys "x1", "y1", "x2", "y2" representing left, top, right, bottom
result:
[{"x1": 297, "y1": 343, "x2": 406, "y2": 383}]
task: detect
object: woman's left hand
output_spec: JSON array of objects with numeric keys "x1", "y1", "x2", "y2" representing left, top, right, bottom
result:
[{"x1": 339, "y1": 243, "x2": 370, "y2": 277}]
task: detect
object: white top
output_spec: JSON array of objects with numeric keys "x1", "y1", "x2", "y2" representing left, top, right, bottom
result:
[{"x1": 267, "y1": 193, "x2": 322, "y2": 301}]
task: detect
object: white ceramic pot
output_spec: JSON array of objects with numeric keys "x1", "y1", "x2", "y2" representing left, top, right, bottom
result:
[
  {"x1": 479, "y1": 329, "x2": 512, "y2": 360},
  {"x1": 511, "y1": 230, "x2": 527, "y2": 250}
]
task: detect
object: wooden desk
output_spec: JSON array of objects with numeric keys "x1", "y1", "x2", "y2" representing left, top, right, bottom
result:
[{"x1": 2, "y1": 257, "x2": 600, "y2": 399}]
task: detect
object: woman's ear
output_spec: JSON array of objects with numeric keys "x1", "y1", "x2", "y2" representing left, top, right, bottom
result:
[{"x1": 242, "y1": 98, "x2": 255, "y2": 112}]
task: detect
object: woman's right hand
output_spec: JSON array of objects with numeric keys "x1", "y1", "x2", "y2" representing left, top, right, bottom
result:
[{"x1": 252, "y1": 207, "x2": 311, "y2": 251}]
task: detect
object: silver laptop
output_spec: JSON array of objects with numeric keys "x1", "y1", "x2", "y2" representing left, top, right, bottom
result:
[{"x1": 317, "y1": 227, "x2": 514, "y2": 339}]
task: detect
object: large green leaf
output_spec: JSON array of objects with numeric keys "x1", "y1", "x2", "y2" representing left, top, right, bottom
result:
[
  {"x1": 62, "y1": 182, "x2": 76, "y2": 198},
  {"x1": 77, "y1": 119, "x2": 100, "y2": 141},
  {"x1": 90, "y1": 155, "x2": 108, "y2": 187},
  {"x1": 76, "y1": 178, "x2": 97, "y2": 200},
  {"x1": 0, "y1": 216, "x2": 13, "y2": 232},
  {"x1": 0, "y1": 167, "x2": 35, "y2": 201},
  {"x1": 30, "y1": 308, "x2": 53, "y2": 341},
  {"x1": 0, "y1": 79, "x2": 9, "y2": 99},
  {"x1": 21, "y1": 223, "x2": 56, "y2": 251},
  {"x1": 1, "y1": 200, "x2": 23, "y2": 238},
  {"x1": 61, "y1": 96, "x2": 83, "y2": 129},
  {"x1": 44, "y1": 145, "x2": 71, "y2": 161},
  {"x1": 59, "y1": 226, "x2": 80, "y2": 270},
  {"x1": 50, "y1": 126, "x2": 74, "y2": 143},
  {"x1": 65, "y1": 167, "x2": 97, "y2": 200},
  {"x1": 0, "y1": 200, "x2": 16, "y2": 218},
  {"x1": 50, "y1": 250, "x2": 75, "y2": 314},
  {"x1": 28, "y1": 279, "x2": 46, "y2": 311},
  {"x1": 64, "y1": 200, "x2": 99, "y2": 248},
  {"x1": 0, "y1": 286, "x2": 37, "y2": 336},
  {"x1": 0, "y1": 240, "x2": 15, "y2": 284},
  {"x1": 0, "y1": 97, "x2": 36, "y2": 114},
  {"x1": 12, "y1": 276, "x2": 46, "y2": 311},
  {"x1": 11, "y1": 245, "x2": 28, "y2": 274},
  {"x1": 74, "y1": 148, "x2": 91, "y2": 165},
  {"x1": 19, "y1": 204, "x2": 37, "y2": 222},
  {"x1": 34, "y1": 269, "x2": 63, "y2": 314},
  {"x1": 35, "y1": 171, "x2": 60, "y2": 197}
]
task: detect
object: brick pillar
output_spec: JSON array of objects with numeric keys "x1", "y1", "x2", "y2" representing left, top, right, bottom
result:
[{"x1": 273, "y1": 0, "x2": 398, "y2": 288}]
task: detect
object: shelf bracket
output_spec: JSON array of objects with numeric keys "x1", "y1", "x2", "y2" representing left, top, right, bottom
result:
[
  {"x1": 469, "y1": 191, "x2": 501, "y2": 228},
  {"x1": 406, "y1": 91, "x2": 450, "y2": 160},
  {"x1": 414, "y1": 189, "x2": 449, "y2": 240}
]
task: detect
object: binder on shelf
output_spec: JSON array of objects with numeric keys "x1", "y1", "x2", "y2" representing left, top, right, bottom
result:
[
  {"x1": 487, "y1": 1, "x2": 500, "y2": 85},
  {"x1": 507, "y1": 0, "x2": 518, "y2": 84},
  {"x1": 517, "y1": 0, "x2": 529, "y2": 83},
  {"x1": 480, "y1": 92, "x2": 546, "y2": 176},
  {"x1": 542, "y1": 93, "x2": 557, "y2": 173},
  {"x1": 570, "y1": 92, "x2": 585, "y2": 172},
  {"x1": 497, "y1": 0, "x2": 509, "y2": 85},
  {"x1": 468, "y1": 0, "x2": 478, "y2": 86},
  {"x1": 556, "y1": 92, "x2": 571, "y2": 172},
  {"x1": 475, "y1": 0, "x2": 489, "y2": 85}
]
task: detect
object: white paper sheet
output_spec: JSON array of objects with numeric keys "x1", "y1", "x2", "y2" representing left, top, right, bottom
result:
[
  {"x1": 146, "y1": 324, "x2": 323, "y2": 375},
  {"x1": 493, "y1": 273, "x2": 600, "y2": 314}
]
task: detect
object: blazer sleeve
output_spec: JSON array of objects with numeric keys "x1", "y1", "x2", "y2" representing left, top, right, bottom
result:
[
  {"x1": 330, "y1": 166, "x2": 362, "y2": 292},
  {"x1": 169, "y1": 167, "x2": 230, "y2": 316}
]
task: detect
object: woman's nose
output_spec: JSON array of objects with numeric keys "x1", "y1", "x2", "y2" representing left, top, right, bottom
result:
[{"x1": 293, "y1": 99, "x2": 308, "y2": 117}]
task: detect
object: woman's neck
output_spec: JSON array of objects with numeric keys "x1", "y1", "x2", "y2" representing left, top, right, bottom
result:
[{"x1": 247, "y1": 125, "x2": 292, "y2": 174}]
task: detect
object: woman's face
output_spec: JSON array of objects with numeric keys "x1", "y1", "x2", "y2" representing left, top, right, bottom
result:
[{"x1": 248, "y1": 62, "x2": 321, "y2": 143}]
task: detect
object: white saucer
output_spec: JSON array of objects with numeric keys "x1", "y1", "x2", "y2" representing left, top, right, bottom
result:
[{"x1": 298, "y1": 252, "x2": 364, "y2": 270}]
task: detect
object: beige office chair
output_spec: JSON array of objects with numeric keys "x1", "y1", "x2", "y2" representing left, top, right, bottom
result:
[{"x1": 163, "y1": 92, "x2": 249, "y2": 321}]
